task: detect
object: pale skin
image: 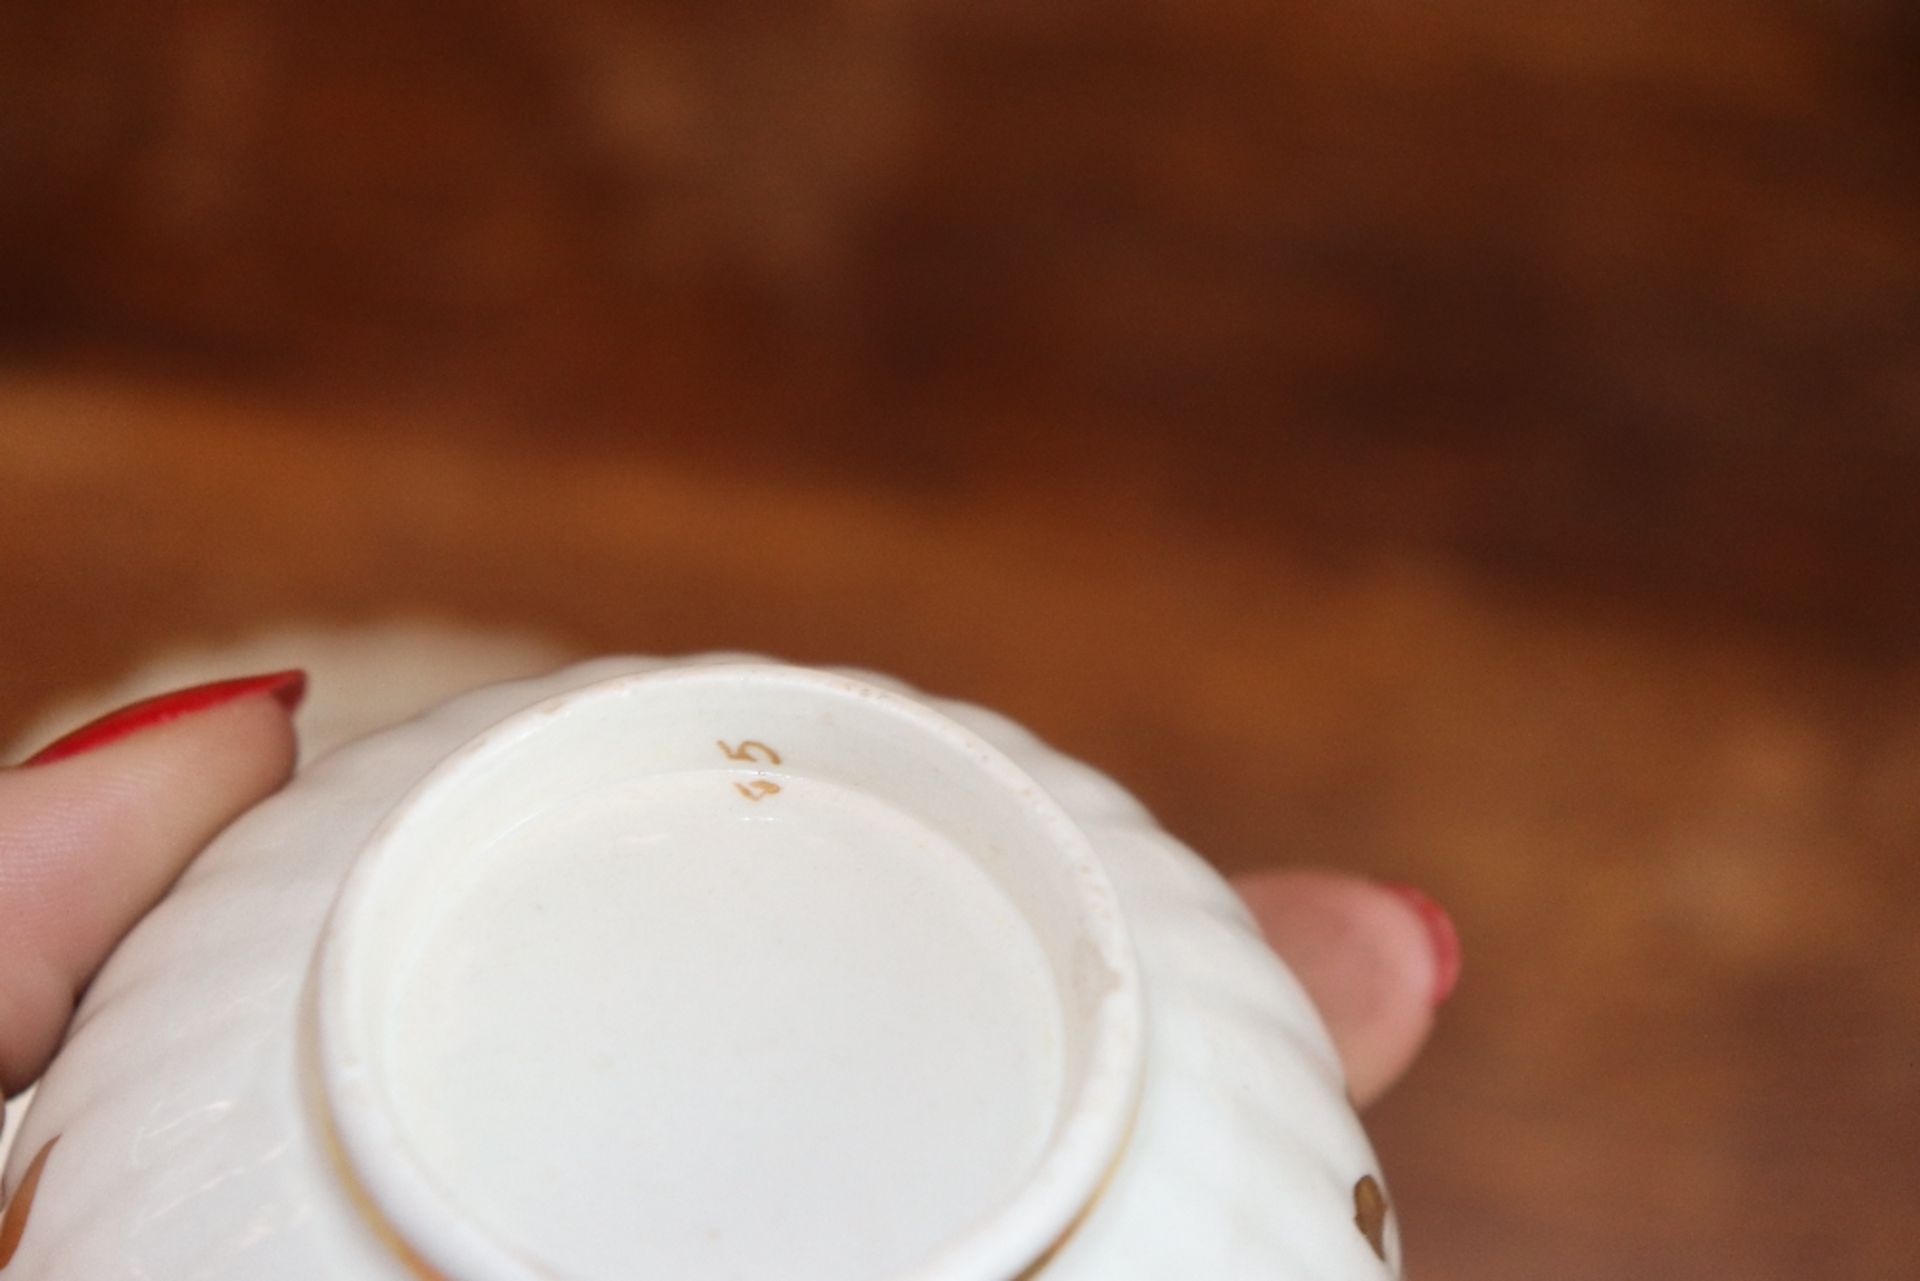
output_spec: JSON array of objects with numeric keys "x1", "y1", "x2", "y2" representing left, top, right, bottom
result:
[{"x1": 0, "y1": 688, "x2": 1442, "y2": 1141}]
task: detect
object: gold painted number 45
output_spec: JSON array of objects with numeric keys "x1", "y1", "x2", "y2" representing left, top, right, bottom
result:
[{"x1": 718, "y1": 740, "x2": 783, "y2": 801}]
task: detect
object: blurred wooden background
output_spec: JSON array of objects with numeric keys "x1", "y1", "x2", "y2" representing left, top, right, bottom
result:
[{"x1": 2, "y1": 2, "x2": 1917, "y2": 1278}]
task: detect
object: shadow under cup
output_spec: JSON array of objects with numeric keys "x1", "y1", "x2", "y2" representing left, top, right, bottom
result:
[{"x1": 315, "y1": 665, "x2": 1143, "y2": 1281}]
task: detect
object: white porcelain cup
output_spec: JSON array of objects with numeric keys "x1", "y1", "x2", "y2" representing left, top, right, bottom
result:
[{"x1": 2, "y1": 656, "x2": 1400, "y2": 1280}]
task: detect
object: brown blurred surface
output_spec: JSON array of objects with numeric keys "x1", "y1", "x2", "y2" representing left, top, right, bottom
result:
[{"x1": 3, "y1": 1, "x2": 1919, "y2": 1278}]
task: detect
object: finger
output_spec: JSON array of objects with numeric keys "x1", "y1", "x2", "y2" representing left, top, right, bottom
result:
[
  {"x1": 0, "y1": 672, "x2": 303, "y2": 1094},
  {"x1": 1231, "y1": 868, "x2": 1459, "y2": 1107}
]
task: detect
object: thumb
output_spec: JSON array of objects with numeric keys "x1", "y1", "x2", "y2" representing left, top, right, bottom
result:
[{"x1": 0, "y1": 672, "x2": 303, "y2": 1094}]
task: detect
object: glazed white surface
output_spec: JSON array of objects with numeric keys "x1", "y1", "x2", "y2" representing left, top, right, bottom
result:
[
  {"x1": 316, "y1": 663, "x2": 1143, "y2": 1281},
  {"x1": 382, "y1": 773, "x2": 1066, "y2": 1281},
  {"x1": 3, "y1": 654, "x2": 1401, "y2": 1279}
]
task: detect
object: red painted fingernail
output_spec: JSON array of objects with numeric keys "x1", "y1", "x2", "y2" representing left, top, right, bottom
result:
[
  {"x1": 1381, "y1": 882, "x2": 1461, "y2": 1007},
  {"x1": 21, "y1": 670, "x2": 307, "y2": 767}
]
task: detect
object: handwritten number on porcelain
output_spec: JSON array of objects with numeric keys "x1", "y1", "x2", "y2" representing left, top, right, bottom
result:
[
  {"x1": 717, "y1": 740, "x2": 782, "y2": 765},
  {"x1": 719, "y1": 740, "x2": 784, "y2": 801}
]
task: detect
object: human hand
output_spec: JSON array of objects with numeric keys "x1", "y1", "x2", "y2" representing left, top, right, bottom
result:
[
  {"x1": 1, "y1": 671, "x2": 306, "y2": 1095},
  {"x1": 0, "y1": 671, "x2": 304, "y2": 1261},
  {"x1": 1232, "y1": 868, "x2": 1458, "y2": 1107}
]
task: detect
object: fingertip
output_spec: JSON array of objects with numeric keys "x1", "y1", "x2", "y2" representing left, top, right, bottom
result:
[
  {"x1": 18, "y1": 669, "x2": 306, "y2": 768},
  {"x1": 1232, "y1": 868, "x2": 1453, "y2": 1106},
  {"x1": 1378, "y1": 881, "x2": 1461, "y2": 1007},
  {"x1": 0, "y1": 680, "x2": 303, "y2": 1092}
]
